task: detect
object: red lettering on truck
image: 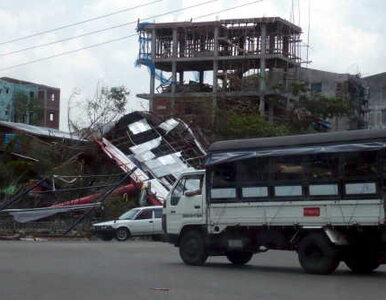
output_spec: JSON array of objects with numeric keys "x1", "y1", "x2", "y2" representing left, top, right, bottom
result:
[{"x1": 304, "y1": 207, "x2": 320, "y2": 217}]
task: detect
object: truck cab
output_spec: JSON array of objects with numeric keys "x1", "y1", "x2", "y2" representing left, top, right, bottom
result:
[{"x1": 163, "y1": 170, "x2": 206, "y2": 242}]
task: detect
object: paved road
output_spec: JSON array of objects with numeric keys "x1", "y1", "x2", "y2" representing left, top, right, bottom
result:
[{"x1": 0, "y1": 240, "x2": 385, "y2": 300}]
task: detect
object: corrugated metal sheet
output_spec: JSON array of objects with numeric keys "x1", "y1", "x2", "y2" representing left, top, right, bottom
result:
[{"x1": 0, "y1": 121, "x2": 86, "y2": 141}]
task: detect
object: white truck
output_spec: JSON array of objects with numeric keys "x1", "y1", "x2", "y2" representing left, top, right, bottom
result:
[{"x1": 162, "y1": 129, "x2": 386, "y2": 274}]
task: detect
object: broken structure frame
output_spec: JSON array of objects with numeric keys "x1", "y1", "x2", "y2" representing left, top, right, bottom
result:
[{"x1": 137, "y1": 17, "x2": 302, "y2": 128}]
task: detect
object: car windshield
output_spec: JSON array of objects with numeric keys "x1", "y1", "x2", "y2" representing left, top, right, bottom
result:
[{"x1": 119, "y1": 208, "x2": 139, "y2": 220}]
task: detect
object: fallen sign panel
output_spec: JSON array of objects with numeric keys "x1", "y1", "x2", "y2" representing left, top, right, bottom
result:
[{"x1": 2, "y1": 203, "x2": 101, "y2": 223}]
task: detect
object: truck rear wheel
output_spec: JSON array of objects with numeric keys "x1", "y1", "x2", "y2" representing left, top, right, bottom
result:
[
  {"x1": 298, "y1": 233, "x2": 339, "y2": 275},
  {"x1": 344, "y1": 247, "x2": 380, "y2": 273},
  {"x1": 226, "y1": 251, "x2": 253, "y2": 265},
  {"x1": 179, "y1": 230, "x2": 208, "y2": 266}
]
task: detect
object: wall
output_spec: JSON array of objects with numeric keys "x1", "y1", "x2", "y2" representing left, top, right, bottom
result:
[
  {"x1": 0, "y1": 79, "x2": 38, "y2": 123},
  {"x1": 0, "y1": 79, "x2": 13, "y2": 121},
  {"x1": 364, "y1": 72, "x2": 386, "y2": 129},
  {"x1": 0, "y1": 78, "x2": 60, "y2": 129},
  {"x1": 38, "y1": 87, "x2": 60, "y2": 129}
]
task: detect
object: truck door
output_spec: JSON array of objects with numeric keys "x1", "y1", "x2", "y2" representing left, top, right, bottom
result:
[{"x1": 167, "y1": 174, "x2": 205, "y2": 234}]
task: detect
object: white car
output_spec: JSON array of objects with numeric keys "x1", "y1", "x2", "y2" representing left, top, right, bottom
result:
[{"x1": 92, "y1": 206, "x2": 163, "y2": 241}]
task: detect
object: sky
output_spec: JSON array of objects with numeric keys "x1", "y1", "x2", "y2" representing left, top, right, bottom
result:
[{"x1": 0, "y1": 0, "x2": 385, "y2": 131}]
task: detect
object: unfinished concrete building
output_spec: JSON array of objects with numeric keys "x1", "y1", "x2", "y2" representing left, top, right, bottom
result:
[{"x1": 136, "y1": 18, "x2": 302, "y2": 131}]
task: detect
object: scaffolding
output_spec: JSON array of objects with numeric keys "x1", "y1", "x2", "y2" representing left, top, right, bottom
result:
[{"x1": 136, "y1": 17, "x2": 302, "y2": 130}]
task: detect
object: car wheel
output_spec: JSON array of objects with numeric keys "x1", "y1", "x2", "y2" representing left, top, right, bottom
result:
[
  {"x1": 344, "y1": 247, "x2": 380, "y2": 273},
  {"x1": 179, "y1": 230, "x2": 208, "y2": 266},
  {"x1": 115, "y1": 227, "x2": 131, "y2": 241},
  {"x1": 226, "y1": 251, "x2": 253, "y2": 265},
  {"x1": 298, "y1": 233, "x2": 339, "y2": 275}
]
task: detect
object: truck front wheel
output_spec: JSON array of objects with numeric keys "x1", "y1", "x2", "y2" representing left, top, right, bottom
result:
[
  {"x1": 179, "y1": 230, "x2": 208, "y2": 266},
  {"x1": 226, "y1": 251, "x2": 253, "y2": 265},
  {"x1": 297, "y1": 233, "x2": 339, "y2": 275}
]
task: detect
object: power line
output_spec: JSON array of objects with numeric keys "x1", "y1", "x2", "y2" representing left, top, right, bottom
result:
[
  {"x1": 0, "y1": 0, "x2": 162, "y2": 46},
  {"x1": 0, "y1": 0, "x2": 218, "y2": 57},
  {"x1": 193, "y1": 0, "x2": 265, "y2": 20},
  {"x1": 0, "y1": 0, "x2": 267, "y2": 72},
  {"x1": 0, "y1": 35, "x2": 136, "y2": 72}
]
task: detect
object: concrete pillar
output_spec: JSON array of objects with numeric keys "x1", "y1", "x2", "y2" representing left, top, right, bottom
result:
[
  {"x1": 179, "y1": 71, "x2": 184, "y2": 84},
  {"x1": 212, "y1": 25, "x2": 219, "y2": 126},
  {"x1": 171, "y1": 28, "x2": 178, "y2": 115},
  {"x1": 269, "y1": 35, "x2": 275, "y2": 54},
  {"x1": 283, "y1": 36, "x2": 289, "y2": 57},
  {"x1": 150, "y1": 29, "x2": 156, "y2": 112},
  {"x1": 259, "y1": 23, "x2": 267, "y2": 116},
  {"x1": 199, "y1": 71, "x2": 204, "y2": 84}
]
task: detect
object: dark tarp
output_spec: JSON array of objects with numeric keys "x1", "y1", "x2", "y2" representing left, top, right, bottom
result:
[
  {"x1": 208, "y1": 129, "x2": 386, "y2": 153},
  {"x1": 205, "y1": 142, "x2": 386, "y2": 166}
]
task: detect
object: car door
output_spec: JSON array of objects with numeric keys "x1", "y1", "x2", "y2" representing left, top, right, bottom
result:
[
  {"x1": 166, "y1": 174, "x2": 204, "y2": 234},
  {"x1": 131, "y1": 209, "x2": 154, "y2": 235}
]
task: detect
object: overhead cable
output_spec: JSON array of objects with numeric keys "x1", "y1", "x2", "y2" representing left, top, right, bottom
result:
[
  {"x1": 0, "y1": 0, "x2": 269, "y2": 71},
  {"x1": 0, "y1": 35, "x2": 136, "y2": 71},
  {"x1": 0, "y1": 0, "x2": 162, "y2": 46},
  {"x1": 0, "y1": 0, "x2": 217, "y2": 57}
]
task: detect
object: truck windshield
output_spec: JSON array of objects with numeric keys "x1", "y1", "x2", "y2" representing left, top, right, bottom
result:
[{"x1": 119, "y1": 208, "x2": 140, "y2": 220}]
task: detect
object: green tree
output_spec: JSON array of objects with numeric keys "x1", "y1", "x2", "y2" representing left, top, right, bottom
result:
[
  {"x1": 289, "y1": 82, "x2": 352, "y2": 132},
  {"x1": 213, "y1": 81, "x2": 352, "y2": 140},
  {"x1": 215, "y1": 110, "x2": 290, "y2": 140},
  {"x1": 69, "y1": 85, "x2": 130, "y2": 138}
]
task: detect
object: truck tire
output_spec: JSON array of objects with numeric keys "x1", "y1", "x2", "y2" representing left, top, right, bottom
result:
[
  {"x1": 115, "y1": 227, "x2": 131, "y2": 241},
  {"x1": 179, "y1": 230, "x2": 208, "y2": 266},
  {"x1": 298, "y1": 233, "x2": 339, "y2": 275},
  {"x1": 226, "y1": 251, "x2": 253, "y2": 265},
  {"x1": 344, "y1": 247, "x2": 380, "y2": 273}
]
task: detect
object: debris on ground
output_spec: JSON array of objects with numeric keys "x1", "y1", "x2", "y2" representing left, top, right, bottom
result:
[{"x1": 0, "y1": 111, "x2": 207, "y2": 235}]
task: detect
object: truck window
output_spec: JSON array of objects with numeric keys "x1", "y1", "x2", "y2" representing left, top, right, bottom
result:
[
  {"x1": 237, "y1": 158, "x2": 269, "y2": 184},
  {"x1": 273, "y1": 156, "x2": 304, "y2": 181},
  {"x1": 303, "y1": 155, "x2": 339, "y2": 180},
  {"x1": 183, "y1": 176, "x2": 203, "y2": 196},
  {"x1": 344, "y1": 151, "x2": 377, "y2": 178},
  {"x1": 171, "y1": 179, "x2": 185, "y2": 206},
  {"x1": 171, "y1": 175, "x2": 203, "y2": 206},
  {"x1": 212, "y1": 163, "x2": 236, "y2": 187}
]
